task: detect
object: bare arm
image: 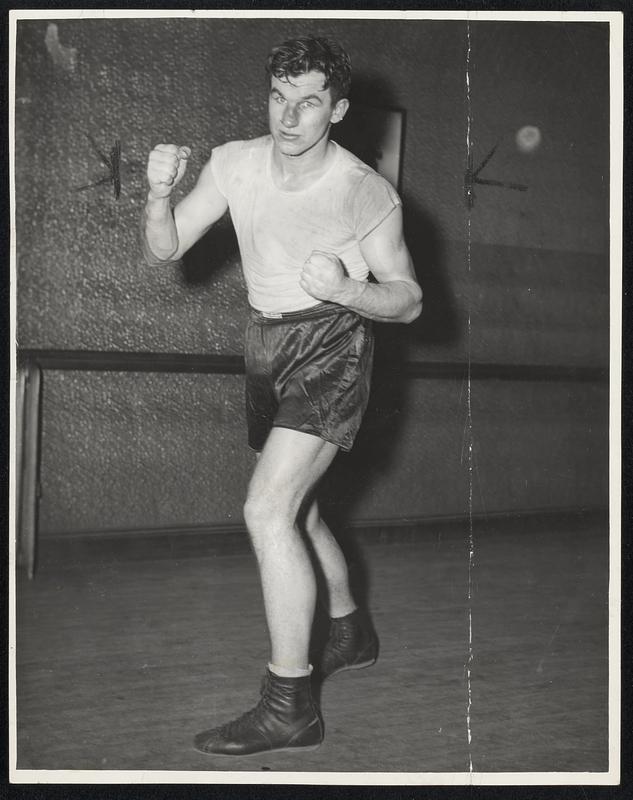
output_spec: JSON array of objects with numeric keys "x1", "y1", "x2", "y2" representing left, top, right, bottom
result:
[
  {"x1": 300, "y1": 206, "x2": 422, "y2": 323},
  {"x1": 142, "y1": 144, "x2": 229, "y2": 266}
]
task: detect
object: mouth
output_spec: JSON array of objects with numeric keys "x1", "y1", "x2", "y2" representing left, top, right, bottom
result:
[{"x1": 278, "y1": 130, "x2": 300, "y2": 141}]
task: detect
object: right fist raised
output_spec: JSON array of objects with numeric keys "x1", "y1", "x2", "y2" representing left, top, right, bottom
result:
[{"x1": 147, "y1": 144, "x2": 191, "y2": 199}]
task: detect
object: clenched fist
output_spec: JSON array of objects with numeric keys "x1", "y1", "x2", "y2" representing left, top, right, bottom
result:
[
  {"x1": 300, "y1": 251, "x2": 348, "y2": 302},
  {"x1": 147, "y1": 144, "x2": 191, "y2": 199}
]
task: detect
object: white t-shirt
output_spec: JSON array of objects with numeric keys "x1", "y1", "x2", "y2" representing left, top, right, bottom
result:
[{"x1": 210, "y1": 135, "x2": 401, "y2": 314}]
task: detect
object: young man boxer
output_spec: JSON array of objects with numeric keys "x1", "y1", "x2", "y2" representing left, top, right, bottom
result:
[{"x1": 142, "y1": 36, "x2": 422, "y2": 756}]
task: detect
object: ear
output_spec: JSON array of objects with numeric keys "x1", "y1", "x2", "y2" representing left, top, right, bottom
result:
[{"x1": 330, "y1": 98, "x2": 349, "y2": 125}]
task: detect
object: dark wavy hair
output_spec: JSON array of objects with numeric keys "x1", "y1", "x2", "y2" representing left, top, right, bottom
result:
[{"x1": 265, "y1": 36, "x2": 352, "y2": 103}]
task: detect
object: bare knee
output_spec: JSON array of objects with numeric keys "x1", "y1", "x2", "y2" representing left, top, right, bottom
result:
[{"x1": 243, "y1": 485, "x2": 300, "y2": 542}]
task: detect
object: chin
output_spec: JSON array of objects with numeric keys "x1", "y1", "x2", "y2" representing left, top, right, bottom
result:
[{"x1": 278, "y1": 141, "x2": 306, "y2": 157}]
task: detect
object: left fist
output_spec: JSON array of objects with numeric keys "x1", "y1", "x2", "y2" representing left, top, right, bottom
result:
[{"x1": 300, "y1": 251, "x2": 347, "y2": 302}]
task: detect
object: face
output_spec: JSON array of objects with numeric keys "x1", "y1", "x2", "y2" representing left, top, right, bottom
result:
[{"x1": 268, "y1": 70, "x2": 349, "y2": 158}]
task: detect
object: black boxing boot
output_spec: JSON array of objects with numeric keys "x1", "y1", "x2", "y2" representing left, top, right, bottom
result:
[
  {"x1": 194, "y1": 668, "x2": 323, "y2": 756},
  {"x1": 318, "y1": 609, "x2": 378, "y2": 680}
]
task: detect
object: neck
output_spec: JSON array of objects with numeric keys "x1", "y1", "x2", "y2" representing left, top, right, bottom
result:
[{"x1": 271, "y1": 131, "x2": 332, "y2": 181}]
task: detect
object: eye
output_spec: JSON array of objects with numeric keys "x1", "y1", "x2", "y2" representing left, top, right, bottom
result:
[
  {"x1": 300, "y1": 101, "x2": 314, "y2": 109},
  {"x1": 272, "y1": 93, "x2": 285, "y2": 104}
]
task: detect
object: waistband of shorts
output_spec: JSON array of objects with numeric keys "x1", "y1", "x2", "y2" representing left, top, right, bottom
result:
[{"x1": 249, "y1": 302, "x2": 350, "y2": 323}]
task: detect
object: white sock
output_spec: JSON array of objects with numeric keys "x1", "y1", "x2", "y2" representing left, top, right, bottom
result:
[
  {"x1": 331, "y1": 606, "x2": 358, "y2": 620},
  {"x1": 268, "y1": 662, "x2": 313, "y2": 678}
]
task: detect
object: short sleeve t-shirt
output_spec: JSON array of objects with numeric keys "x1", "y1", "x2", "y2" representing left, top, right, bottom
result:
[{"x1": 210, "y1": 135, "x2": 401, "y2": 314}]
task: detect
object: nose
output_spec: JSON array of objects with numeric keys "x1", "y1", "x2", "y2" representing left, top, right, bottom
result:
[{"x1": 281, "y1": 104, "x2": 298, "y2": 128}]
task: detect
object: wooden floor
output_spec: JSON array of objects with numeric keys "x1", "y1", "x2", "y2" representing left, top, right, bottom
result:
[{"x1": 14, "y1": 514, "x2": 610, "y2": 775}]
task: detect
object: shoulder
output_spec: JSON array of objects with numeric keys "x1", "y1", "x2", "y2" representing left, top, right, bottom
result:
[
  {"x1": 210, "y1": 135, "x2": 271, "y2": 195},
  {"x1": 331, "y1": 143, "x2": 402, "y2": 238},
  {"x1": 333, "y1": 143, "x2": 401, "y2": 203},
  {"x1": 212, "y1": 135, "x2": 271, "y2": 164}
]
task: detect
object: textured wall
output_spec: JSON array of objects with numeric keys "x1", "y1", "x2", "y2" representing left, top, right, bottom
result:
[
  {"x1": 323, "y1": 376, "x2": 609, "y2": 524},
  {"x1": 14, "y1": 17, "x2": 610, "y2": 534},
  {"x1": 38, "y1": 371, "x2": 253, "y2": 533},
  {"x1": 39, "y1": 372, "x2": 607, "y2": 533}
]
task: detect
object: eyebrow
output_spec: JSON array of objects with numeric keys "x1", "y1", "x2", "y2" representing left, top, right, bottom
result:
[{"x1": 270, "y1": 86, "x2": 324, "y2": 104}]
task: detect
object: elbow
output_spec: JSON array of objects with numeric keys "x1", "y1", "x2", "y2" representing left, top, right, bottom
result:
[
  {"x1": 402, "y1": 302, "x2": 422, "y2": 324},
  {"x1": 402, "y1": 286, "x2": 423, "y2": 324}
]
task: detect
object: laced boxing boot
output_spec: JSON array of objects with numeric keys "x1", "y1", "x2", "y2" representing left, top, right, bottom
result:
[
  {"x1": 194, "y1": 668, "x2": 323, "y2": 756},
  {"x1": 318, "y1": 608, "x2": 378, "y2": 680}
]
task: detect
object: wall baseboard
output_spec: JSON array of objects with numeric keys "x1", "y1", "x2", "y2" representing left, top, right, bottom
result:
[
  {"x1": 39, "y1": 504, "x2": 609, "y2": 542},
  {"x1": 28, "y1": 506, "x2": 610, "y2": 575},
  {"x1": 19, "y1": 348, "x2": 608, "y2": 382}
]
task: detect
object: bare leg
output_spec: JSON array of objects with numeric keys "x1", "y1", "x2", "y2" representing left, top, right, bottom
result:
[
  {"x1": 244, "y1": 427, "x2": 339, "y2": 671},
  {"x1": 195, "y1": 429, "x2": 372, "y2": 755},
  {"x1": 302, "y1": 502, "x2": 378, "y2": 682},
  {"x1": 302, "y1": 499, "x2": 357, "y2": 619}
]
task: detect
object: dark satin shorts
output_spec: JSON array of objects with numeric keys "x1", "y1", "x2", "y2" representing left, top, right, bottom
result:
[{"x1": 245, "y1": 302, "x2": 374, "y2": 452}]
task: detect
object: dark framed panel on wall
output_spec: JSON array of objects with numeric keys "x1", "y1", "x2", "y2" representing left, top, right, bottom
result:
[{"x1": 333, "y1": 105, "x2": 405, "y2": 192}]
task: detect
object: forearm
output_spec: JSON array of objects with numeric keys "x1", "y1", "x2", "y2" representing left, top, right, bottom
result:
[
  {"x1": 141, "y1": 194, "x2": 180, "y2": 265},
  {"x1": 334, "y1": 277, "x2": 422, "y2": 324}
]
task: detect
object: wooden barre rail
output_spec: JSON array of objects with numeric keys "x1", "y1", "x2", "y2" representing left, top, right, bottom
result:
[
  {"x1": 18, "y1": 349, "x2": 608, "y2": 381},
  {"x1": 15, "y1": 349, "x2": 609, "y2": 578}
]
